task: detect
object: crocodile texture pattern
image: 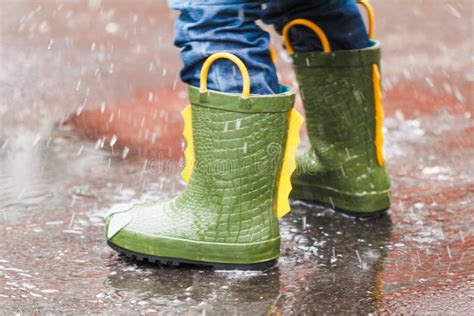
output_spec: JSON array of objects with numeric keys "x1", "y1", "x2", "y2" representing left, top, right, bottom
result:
[
  {"x1": 105, "y1": 86, "x2": 295, "y2": 264},
  {"x1": 290, "y1": 41, "x2": 391, "y2": 213}
]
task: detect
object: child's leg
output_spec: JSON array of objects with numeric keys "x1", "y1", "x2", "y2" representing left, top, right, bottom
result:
[
  {"x1": 170, "y1": 1, "x2": 278, "y2": 95},
  {"x1": 262, "y1": 0, "x2": 369, "y2": 52}
]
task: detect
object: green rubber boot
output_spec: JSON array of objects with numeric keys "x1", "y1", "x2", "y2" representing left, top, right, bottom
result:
[
  {"x1": 104, "y1": 53, "x2": 303, "y2": 269},
  {"x1": 283, "y1": 18, "x2": 391, "y2": 216}
]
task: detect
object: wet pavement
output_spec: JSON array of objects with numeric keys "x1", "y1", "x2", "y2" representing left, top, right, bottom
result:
[{"x1": 1, "y1": 0, "x2": 473, "y2": 314}]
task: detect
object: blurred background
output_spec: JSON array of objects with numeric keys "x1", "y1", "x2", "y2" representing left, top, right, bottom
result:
[{"x1": 0, "y1": 0, "x2": 473, "y2": 314}]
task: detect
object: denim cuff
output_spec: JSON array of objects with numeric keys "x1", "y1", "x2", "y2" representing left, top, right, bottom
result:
[{"x1": 168, "y1": 0, "x2": 263, "y2": 9}]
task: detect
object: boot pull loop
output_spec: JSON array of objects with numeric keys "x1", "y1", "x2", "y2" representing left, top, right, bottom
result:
[
  {"x1": 200, "y1": 52, "x2": 251, "y2": 99},
  {"x1": 357, "y1": 0, "x2": 375, "y2": 39},
  {"x1": 282, "y1": 19, "x2": 331, "y2": 55}
]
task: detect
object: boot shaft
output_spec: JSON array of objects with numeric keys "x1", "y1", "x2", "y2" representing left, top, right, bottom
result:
[
  {"x1": 179, "y1": 85, "x2": 296, "y2": 242},
  {"x1": 293, "y1": 42, "x2": 382, "y2": 171}
]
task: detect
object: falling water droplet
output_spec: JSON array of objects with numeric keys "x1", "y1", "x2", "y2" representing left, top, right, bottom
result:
[
  {"x1": 109, "y1": 134, "x2": 118, "y2": 147},
  {"x1": 33, "y1": 135, "x2": 42, "y2": 146},
  {"x1": 105, "y1": 22, "x2": 119, "y2": 34},
  {"x1": 122, "y1": 146, "x2": 129, "y2": 159},
  {"x1": 77, "y1": 144, "x2": 84, "y2": 156},
  {"x1": 355, "y1": 249, "x2": 362, "y2": 267},
  {"x1": 76, "y1": 105, "x2": 84, "y2": 116}
]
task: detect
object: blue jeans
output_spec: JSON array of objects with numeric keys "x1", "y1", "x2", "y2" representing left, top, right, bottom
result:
[{"x1": 169, "y1": 0, "x2": 369, "y2": 95}]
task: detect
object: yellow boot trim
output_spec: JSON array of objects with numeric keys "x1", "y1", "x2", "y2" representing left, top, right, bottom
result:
[
  {"x1": 200, "y1": 52, "x2": 250, "y2": 98},
  {"x1": 372, "y1": 64, "x2": 385, "y2": 167},
  {"x1": 357, "y1": 0, "x2": 375, "y2": 39},
  {"x1": 282, "y1": 19, "x2": 331, "y2": 55},
  {"x1": 269, "y1": 46, "x2": 277, "y2": 65},
  {"x1": 275, "y1": 108, "x2": 304, "y2": 218},
  {"x1": 181, "y1": 105, "x2": 194, "y2": 182}
]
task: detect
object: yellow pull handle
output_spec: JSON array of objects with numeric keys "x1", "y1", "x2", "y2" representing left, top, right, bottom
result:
[
  {"x1": 200, "y1": 52, "x2": 251, "y2": 99},
  {"x1": 269, "y1": 46, "x2": 277, "y2": 65},
  {"x1": 357, "y1": 0, "x2": 375, "y2": 39},
  {"x1": 282, "y1": 19, "x2": 331, "y2": 55}
]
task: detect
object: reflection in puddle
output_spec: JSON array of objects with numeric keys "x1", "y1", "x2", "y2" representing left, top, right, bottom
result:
[
  {"x1": 1, "y1": 120, "x2": 472, "y2": 314},
  {"x1": 104, "y1": 203, "x2": 392, "y2": 314}
]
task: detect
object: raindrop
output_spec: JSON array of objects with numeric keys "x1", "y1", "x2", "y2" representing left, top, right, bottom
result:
[
  {"x1": 355, "y1": 249, "x2": 362, "y2": 266},
  {"x1": 414, "y1": 202, "x2": 424, "y2": 209},
  {"x1": 109, "y1": 134, "x2": 118, "y2": 147},
  {"x1": 446, "y1": 246, "x2": 452, "y2": 259},
  {"x1": 345, "y1": 147, "x2": 351, "y2": 159},
  {"x1": 330, "y1": 247, "x2": 337, "y2": 264},
  {"x1": 105, "y1": 22, "x2": 119, "y2": 34},
  {"x1": 76, "y1": 105, "x2": 84, "y2": 116},
  {"x1": 41, "y1": 289, "x2": 59, "y2": 294},
  {"x1": 38, "y1": 21, "x2": 51, "y2": 34},
  {"x1": 30, "y1": 292, "x2": 42, "y2": 298},
  {"x1": 47, "y1": 39, "x2": 53, "y2": 50},
  {"x1": 447, "y1": 4, "x2": 461, "y2": 18},
  {"x1": 68, "y1": 213, "x2": 76, "y2": 228},
  {"x1": 77, "y1": 144, "x2": 84, "y2": 156},
  {"x1": 122, "y1": 146, "x2": 130, "y2": 159},
  {"x1": 424, "y1": 77, "x2": 434, "y2": 88},
  {"x1": 328, "y1": 196, "x2": 335, "y2": 209},
  {"x1": 453, "y1": 88, "x2": 464, "y2": 103},
  {"x1": 33, "y1": 134, "x2": 42, "y2": 146}
]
